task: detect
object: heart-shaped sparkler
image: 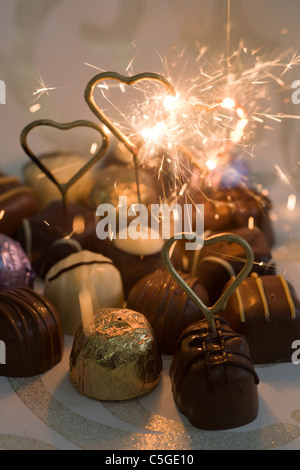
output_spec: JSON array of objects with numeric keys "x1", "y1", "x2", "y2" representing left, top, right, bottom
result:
[
  {"x1": 162, "y1": 233, "x2": 254, "y2": 331},
  {"x1": 84, "y1": 71, "x2": 176, "y2": 202},
  {"x1": 20, "y1": 119, "x2": 109, "y2": 210}
]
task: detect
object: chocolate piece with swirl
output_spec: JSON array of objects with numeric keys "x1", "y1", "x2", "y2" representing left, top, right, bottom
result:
[
  {"x1": 219, "y1": 273, "x2": 300, "y2": 364},
  {"x1": 0, "y1": 172, "x2": 39, "y2": 237},
  {"x1": 126, "y1": 268, "x2": 210, "y2": 354},
  {"x1": 0, "y1": 288, "x2": 63, "y2": 377},
  {"x1": 170, "y1": 317, "x2": 259, "y2": 430}
]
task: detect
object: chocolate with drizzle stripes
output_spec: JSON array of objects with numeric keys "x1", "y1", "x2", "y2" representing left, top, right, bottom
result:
[
  {"x1": 0, "y1": 287, "x2": 63, "y2": 377},
  {"x1": 126, "y1": 268, "x2": 210, "y2": 355},
  {"x1": 170, "y1": 317, "x2": 259, "y2": 430},
  {"x1": 219, "y1": 273, "x2": 300, "y2": 364}
]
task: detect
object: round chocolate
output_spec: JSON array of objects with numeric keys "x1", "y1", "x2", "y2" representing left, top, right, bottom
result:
[
  {"x1": 127, "y1": 268, "x2": 210, "y2": 354},
  {"x1": 0, "y1": 288, "x2": 63, "y2": 378},
  {"x1": 0, "y1": 234, "x2": 35, "y2": 291},
  {"x1": 0, "y1": 173, "x2": 39, "y2": 236},
  {"x1": 44, "y1": 251, "x2": 125, "y2": 336},
  {"x1": 69, "y1": 308, "x2": 162, "y2": 401},
  {"x1": 17, "y1": 200, "x2": 100, "y2": 278},
  {"x1": 170, "y1": 317, "x2": 259, "y2": 430}
]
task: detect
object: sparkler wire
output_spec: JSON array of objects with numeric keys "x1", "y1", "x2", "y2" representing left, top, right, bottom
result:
[
  {"x1": 84, "y1": 71, "x2": 176, "y2": 203},
  {"x1": 162, "y1": 232, "x2": 254, "y2": 332},
  {"x1": 20, "y1": 119, "x2": 109, "y2": 212}
]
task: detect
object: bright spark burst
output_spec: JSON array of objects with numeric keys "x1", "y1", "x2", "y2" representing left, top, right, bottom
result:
[
  {"x1": 31, "y1": 73, "x2": 60, "y2": 103},
  {"x1": 86, "y1": 44, "x2": 300, "y2": 204}
]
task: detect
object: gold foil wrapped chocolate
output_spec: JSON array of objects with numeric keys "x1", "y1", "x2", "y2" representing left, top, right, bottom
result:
[{"x1": 69, "y1": 308, "x2": 162, "y2": 401}]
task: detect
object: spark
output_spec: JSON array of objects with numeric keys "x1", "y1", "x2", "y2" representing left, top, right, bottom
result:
[
  {"x1": 274, "y1": 164, "x2": 292, "y2": 186},
  {"x1": 32, "y1": 73, "x2": 60, "y2": 101},
  {"x1": 287, "y1": 194, "x2": 297, "y2": 212},
  {"x1": 87, "y1": 43, "x2": 300, "y2": 200}
]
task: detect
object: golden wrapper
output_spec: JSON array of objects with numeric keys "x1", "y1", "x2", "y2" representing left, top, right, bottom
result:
[{"x1": 69, "y1": 308, "x2": 162, "y2": 401}]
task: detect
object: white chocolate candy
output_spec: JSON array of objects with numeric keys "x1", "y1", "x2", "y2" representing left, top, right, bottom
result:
[
  {"x1": 44, "y1": 251, "x2": 125, "y2": 335},
  {"x1": 113, "y1": 227, "x2": 164, "y2": 256},
  {"x1": 24, "y1": 152, "x2": 95, "y2": 209}
]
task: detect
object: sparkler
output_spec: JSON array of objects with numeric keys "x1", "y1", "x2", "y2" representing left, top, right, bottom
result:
[
  {"x1": 84, "y1": 71, "x2": 176, "y2": 203},
  {"x1": 20, "y1": 119, "x2": 109, "y2": 212}
]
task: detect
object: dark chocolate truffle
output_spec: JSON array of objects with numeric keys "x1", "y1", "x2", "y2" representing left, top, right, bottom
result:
[
  {"x1": 170, "y1": 317, "x2": 259, "y2": 430},
  {"x1": 0, "y1": 234, "x2": 35, "y2": 291},
  {"x1": 186, "y1": 186, "x2": 275, "y2": 247},
  {"x1": 126, "y1": 268, "x2": 210, "y2": 354},
  {"x1": 0, "y1": 288, "x2": 63, "y2": 377},
  {"x1": 219, "y1": 273, "x2": 300, "y2": 364},
  {"x1": 0, "y1": 173, "x2": 39, "y2": 236},
  {"x1": 17, "y1": 200, "x2": 100, "y2": 278},
  {"x1": 187, "y1": 227, "x2": 275, "y2": 304}
]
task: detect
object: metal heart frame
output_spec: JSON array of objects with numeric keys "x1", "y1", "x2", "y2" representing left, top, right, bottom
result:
[
  {"x1": 84, "y1": 71, "x2": 176, "y2": 203},
  {"x1": 20, "y1": 119, "x2": 109, "y2": 210},
  {"x1": 161, "y1": 232, "x2": 254, "y2": 331},
  {"x1": 84, "y1": 71, "x2": 176, "y2": 155}
]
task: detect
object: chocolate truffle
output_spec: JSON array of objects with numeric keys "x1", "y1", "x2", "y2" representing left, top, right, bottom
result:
[
  {"x1": 219, "y1": 273, "x2": 300, "y2": 364},
  {"x1": 69, "y1": 308, "x2": 162, "y2": 401},
  {"x1": 186, "y1": 186, "x2": 275, "y2": 247},
  {"x1": 17, "y1": 200, "x2": 100, "y2": 278},
  {"x1": 23, "y1": 151, "x2": 95, "y2": 210},
  {"x1": 44, "y1": 251, "x2": 125, "y2": 335},
  {"x1": 170, "y1": 317, "x2": 260, "y2": 430},
  {"x1": 190, "y1": 227, "x2": 274, "y2": 275},
  {"x1": 0, "y1": 172, "x2": 39, "y2": 236},
  {"x1": 187, "y1": 227, "x2": 275, "y2": 303},
  {"x1": 0, "y1": 234, "x2": 35, "y2": 291},
  {"x1": 0, "y1": 288, "x2": 63, "y2": 378},
  {"x1": 93, "y1": 236, "x2": 184, "y2": 299},
  {"x1": 126, "y1": 268, "x2": 210, "y2": 354}
]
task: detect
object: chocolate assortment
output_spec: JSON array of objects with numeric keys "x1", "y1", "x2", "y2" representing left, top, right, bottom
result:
[{"x1": 1, "y1": 67, "x2": 299, "y2": 433}]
